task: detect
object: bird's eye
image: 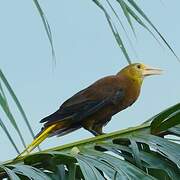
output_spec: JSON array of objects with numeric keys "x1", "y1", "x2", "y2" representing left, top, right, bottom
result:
[{"x1": 137, "y1": 65, "x2": 141, "y2": 69}]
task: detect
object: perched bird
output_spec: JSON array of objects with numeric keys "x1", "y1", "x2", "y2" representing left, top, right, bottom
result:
[{"x1": 18, "y1": 63, "x2": 162, "y2": 157}]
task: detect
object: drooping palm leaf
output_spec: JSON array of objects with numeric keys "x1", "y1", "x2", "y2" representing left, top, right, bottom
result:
[
  {"x1": 0, "y1": 69, "x2": 37, "y2": 149},
  {"x1": 92, "y1": 0, "x2": 131, "y2": 64},
  {"x1": 0, "y1": 103, "x2": 179, "y2": 179},
  {"x1": 32, "y1": 0, "x2": 55, "y2": 61},
  {"x1": 0, "y1": 70, "x2": 35, "y2": 139},
  {"x1": 30, "y1": 0, "x2": 179, "y2": 63},
  {"x1": 126, "y1": 0, "x2": 179, "y2": 62},
  {"x1": 0, "y1": 80, "x2": 26, "y2": 148},
  {"x1": 92, "y1": 0, "x2": 179, "y2": 63},
  {"x1": 105, "y1": 0, "x2": 138, "y2": 57},
  {"x1": 0, "y1": 118, "x2": 20, "y2": 154}
]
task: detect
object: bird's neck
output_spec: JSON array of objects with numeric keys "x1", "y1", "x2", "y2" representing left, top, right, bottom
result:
[
  {"x1": 116, "y1": 74, "x2": 142, "y2": 109},
  {"x1": 117, "y1": 73, "x2": 143, "y2": 88},
  {"x1": 130, "y1": 76, "x2": 143, "y2": 87}
]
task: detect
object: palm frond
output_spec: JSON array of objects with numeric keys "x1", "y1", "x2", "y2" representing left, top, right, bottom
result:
[
  {"x1": 0, "y1": 118, "x2": 20, "y2": 154},
  {"x1": 0, "y1": 103, "x2": 179, "y2": 179},
  {"x1": 92, "y1": 0, "x2": 131, "y2": 64},
  {"x1": 31, "y1": 0, "x2": 179, "y2": 64},
  {"x1": 92, "y1": 0, "x2": 179, "y2": 63},
  {"x1": 151, "y1": 103, "x2": 180, "y2": 134},
  {"x1": 0, "y1": 69, "x2": 36, "y2": 149},
  {"x1": 32, "y1": 0, "x2": 55, "y2": 61}
]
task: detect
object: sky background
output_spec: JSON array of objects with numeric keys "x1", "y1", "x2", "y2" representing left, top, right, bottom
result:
[{"x1": 0, "y1": 0, "x2": 180, "y2": 161}]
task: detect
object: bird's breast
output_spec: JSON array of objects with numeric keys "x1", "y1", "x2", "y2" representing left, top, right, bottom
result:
[
  {"x1": 110, "y1": 79, "x2": 141, "y2": 115},
  {"x1": 83, "y1": 75, "x2": 142, "y2": 127}
]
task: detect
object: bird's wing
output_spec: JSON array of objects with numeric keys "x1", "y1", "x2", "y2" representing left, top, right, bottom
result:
[
  {"x1": 40, "y1": 89, "x2": 98, "y2": 123},
  {"x1": 40, "y1": 76, "x2": 125, "y2": 124}
]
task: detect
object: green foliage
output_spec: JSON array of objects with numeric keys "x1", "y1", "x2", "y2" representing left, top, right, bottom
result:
[
  {"x1": 0, "y1": 0, "x2": 179, "y2": 154},
  {"x1": 0, "y1": 70, "x2": 34, "y2": 150},
  {"x1": 0, "y1": 1, "x2": 180, "y2": 179},
  {"x1": 32, "y1": 0, "x2": 55, "y2": 61},
  {"x1": 32, "y1": 0, "x2": 179, "y2": 63},
  {"x1": 92, "y1": 0, "x2": 179, "y2": 63},
  {"x1": 93, "y1": 0, "x2": 131, "y2": 63},
  {"x1": 0, "y1": 118, "x2": 20, "y2": 154},
  {"x1": 151, "y1": 103, "x2": 180, "y2": 134},
  {"x1": 0, "y1": 104, "x2": 179, "y2": 179}
]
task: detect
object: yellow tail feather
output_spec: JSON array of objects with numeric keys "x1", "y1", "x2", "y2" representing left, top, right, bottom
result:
[{"x1": 16, "y1": 124, "x2": 57, "y2": 159}]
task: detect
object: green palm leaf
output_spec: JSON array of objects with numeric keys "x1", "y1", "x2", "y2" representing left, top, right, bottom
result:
[
  {"x1": 127, "y1": 0, "x2": 179, "y2": 62},
  {"x1": 32, "y1": 0, "x2": 55, "y2": 61},
  {"x1": 30, "y1": 0, "x2": 179, "y2": 63},
  {"x1": 0, "y1": 118, "x2": 20, "y2": 154},
  {"x1": 0, "y1": 70, "x2": 35, "y2": 140},
  {"x1": 0, "y1": 103, "x2": 179, "y2": 179},
  {"x1": 0, "y1": 1, "x2": 179, "y2": 179},
  {"x1": 0, "y1": 70, "x2": 40, "y2": 152},
  {"x1": 92, "y1": 0, "x2": 131, "y2": 64},
  {"x1": 92, "y1": 0, "x2": 179, "y2": 63},
  {"x1": 0, "y1": 77, "x2": 26, "y2": 148},
  {"x1": 151, "y1": 103, "x2": 180, "y2": 134}
]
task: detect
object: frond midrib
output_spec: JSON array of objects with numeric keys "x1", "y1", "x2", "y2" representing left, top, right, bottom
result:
[{"x1": 4, "y1": 123, "x2": 150, "y2": 165}]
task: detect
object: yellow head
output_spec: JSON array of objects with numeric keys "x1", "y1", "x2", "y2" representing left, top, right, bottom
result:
[{"x1": 118, "y1": 63, "x2": 163, "y2": 84}]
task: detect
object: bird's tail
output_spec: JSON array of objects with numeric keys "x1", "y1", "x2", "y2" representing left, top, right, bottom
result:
[{"x1": 15, "y1": 124, "x2": 57, "y2": 159}]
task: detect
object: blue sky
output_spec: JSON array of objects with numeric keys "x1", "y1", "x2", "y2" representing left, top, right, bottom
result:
[{"x1": 0, "y1": 0, "x2": 180, "y2": 161}]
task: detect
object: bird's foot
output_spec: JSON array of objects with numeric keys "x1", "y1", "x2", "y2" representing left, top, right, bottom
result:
[{"x1": 89, "y1": 129, "x2": 106, "y2": 136}]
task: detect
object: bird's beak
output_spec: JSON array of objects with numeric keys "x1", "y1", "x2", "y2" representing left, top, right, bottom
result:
[{"x1": 143, "y1": 65, "x2": 163, "y2": 77}]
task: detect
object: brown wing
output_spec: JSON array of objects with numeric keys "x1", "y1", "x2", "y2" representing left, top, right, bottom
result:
[{"x1": 40, "y1": 76, "x2": 125, "y2": 124}]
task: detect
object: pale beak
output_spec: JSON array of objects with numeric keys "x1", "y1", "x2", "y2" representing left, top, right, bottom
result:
[{"x1": 143, "y1": 65, "x2": 163, "y2": 77}]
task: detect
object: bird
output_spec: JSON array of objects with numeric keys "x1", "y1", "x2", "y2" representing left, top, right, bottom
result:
[{"x1": 17, "y1": 63, "x2": 162, "y2": 157}]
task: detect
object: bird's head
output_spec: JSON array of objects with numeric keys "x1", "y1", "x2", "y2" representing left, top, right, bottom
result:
[{"x1": 118, "y1": 63, "x2": 163, "y2": 84}]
